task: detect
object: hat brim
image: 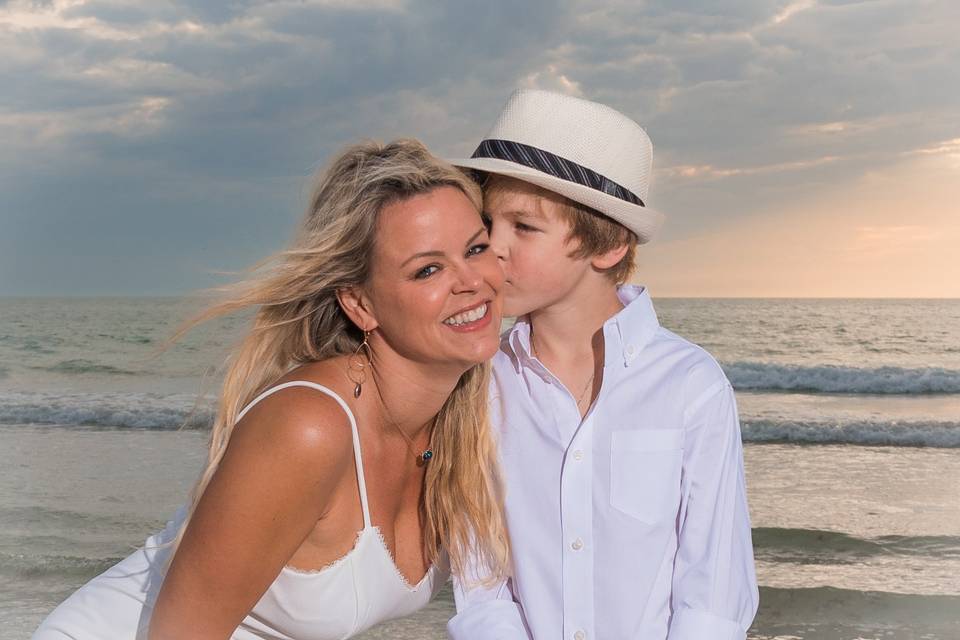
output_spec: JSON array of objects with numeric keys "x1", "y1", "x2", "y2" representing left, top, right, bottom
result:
[{"x1": 450, "y1": 157, "x2": 664, "y2": 244}]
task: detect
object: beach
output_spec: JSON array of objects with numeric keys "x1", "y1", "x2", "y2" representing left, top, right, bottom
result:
[{"x1": 2, "y1": 296, "x2": 959, "y2": 639}]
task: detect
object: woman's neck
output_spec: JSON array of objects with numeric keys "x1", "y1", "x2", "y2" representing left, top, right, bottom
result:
[{"x1": 363, "y1": 339, "x2": 463, "y2": 440}]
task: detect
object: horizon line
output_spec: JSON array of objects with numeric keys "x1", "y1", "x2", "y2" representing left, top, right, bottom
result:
[{"x1": 2, "y1": 294, "x2": 959, "y2": 301}]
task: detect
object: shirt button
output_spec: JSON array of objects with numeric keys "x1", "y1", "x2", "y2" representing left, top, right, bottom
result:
[
  {"x1": 573, "y1": 450, "x2": 584, "y2": 461},
  {"x1": 574, "y1": 631, "x2": 586, "y2": 640},
  {"x1": 626, "y1": 344, "x2": 635, "y2": 355},
  {"x1": 571, "y1": 538, "x2": 583, "y2": 551}
]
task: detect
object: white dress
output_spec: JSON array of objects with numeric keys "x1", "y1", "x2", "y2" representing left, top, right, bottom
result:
[{"x1": 33, "y1": 381, "x2": 448, "y2": 640}]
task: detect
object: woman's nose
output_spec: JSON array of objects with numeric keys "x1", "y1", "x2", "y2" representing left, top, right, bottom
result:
[{"x1": 453, "y1": 262, "x2": 483, "y2": 292}]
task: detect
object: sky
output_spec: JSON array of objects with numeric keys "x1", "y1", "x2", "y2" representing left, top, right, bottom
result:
[{"x1": 1, "y1": 0, "x2": 958, "y2": 297}]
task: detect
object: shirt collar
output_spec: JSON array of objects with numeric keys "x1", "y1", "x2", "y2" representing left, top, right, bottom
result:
[
  {"x1": 504, "y1": 284, "x2": 660, "y2": 373},
  {"x1": 504, "y1": 319, "x2": 535, "y2": 375}
]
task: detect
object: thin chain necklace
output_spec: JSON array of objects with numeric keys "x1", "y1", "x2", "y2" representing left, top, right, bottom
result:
[
  {"x1": 575, "y1": 372, "x2": 595, "y2": 411},
  {"x1": 530, "y1": 328, "x2": 595, "y2": 412},
  {"x1": 390, "y1": 417, "x2": 434, "y2": 466},
  {"x1": 349, "y1": 344, "x2": 433, "y2": 466},
  {"x1": 375, "y1": 383, "x2": 434, "y2": 466}
]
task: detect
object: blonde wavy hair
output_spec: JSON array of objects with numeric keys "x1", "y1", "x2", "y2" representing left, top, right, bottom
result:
[{"x1": 168, "y1": 139, "x2": 509, "y2": 582}]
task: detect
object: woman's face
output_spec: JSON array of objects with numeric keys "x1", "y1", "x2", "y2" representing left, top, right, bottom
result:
[{"x1": 363, "y1": 185, "x2": 503, "y2": 370}]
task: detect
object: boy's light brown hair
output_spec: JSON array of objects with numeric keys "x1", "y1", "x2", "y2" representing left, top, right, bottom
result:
[{"x1": 484, "y1": 175, "x2": 638, "y2": 284}]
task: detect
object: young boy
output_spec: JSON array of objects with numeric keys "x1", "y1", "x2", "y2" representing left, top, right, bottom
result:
[{"x1": 447, "y1": 90, "x2": 759, "y2": 640}]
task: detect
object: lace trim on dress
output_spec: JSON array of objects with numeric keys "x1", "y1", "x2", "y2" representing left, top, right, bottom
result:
[
  {"x1": 280, "y1": 527, "x2": 370, "y2": 576},
  {"x1": 369, "y1": 525, "x2": 433, "y2": 591}
]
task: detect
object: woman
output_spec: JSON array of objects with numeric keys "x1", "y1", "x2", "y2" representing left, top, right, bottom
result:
[{"x1": 33, "y1": 139, "x2": 509, "y2": 639}]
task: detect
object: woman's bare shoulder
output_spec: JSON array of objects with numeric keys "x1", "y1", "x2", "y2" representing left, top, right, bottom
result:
[
  {"x1": 150, "y1": 363, "x2": 361, "y2": 638},
  {"x1": 229, "y1": 362, "x2": 358, "y2": 471}
]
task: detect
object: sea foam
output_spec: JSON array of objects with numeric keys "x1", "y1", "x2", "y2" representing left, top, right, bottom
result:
[
  {"x1": 752, "y1": 527, "x2": 960, "y2": 561},
  {"x1": 741, "y1": 418, "x2": 960, "y2": 447},
  {"x1": 3, "y1": 392, "x2": 958, "y2": 446},
  {"x1": 725, "y1": 362, "x2": 960, "y2": 394},
  {"x1": 0, "y1": 391, "x2": 213, "y2": 430}
]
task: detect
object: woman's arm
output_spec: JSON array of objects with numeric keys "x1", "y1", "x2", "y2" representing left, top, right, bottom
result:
[{"x1": 148, "y1": 388, "x2": 355, "y2": 640}]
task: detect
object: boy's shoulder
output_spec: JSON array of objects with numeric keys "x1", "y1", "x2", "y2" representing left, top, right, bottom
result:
[
  {"x1": 647, "y1": 326, "x2": 732, "y2": 409},
  {"x1": 650, "y1": 325, "x2": 720, "y2": 364},
  {"x1": 494, "y1": 321, "x2": 729, "y2": 405}
]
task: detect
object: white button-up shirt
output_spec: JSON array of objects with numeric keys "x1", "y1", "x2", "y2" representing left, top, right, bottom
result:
[{"x1": 449, "y1": 286, "x2": 758, "y2": 640}]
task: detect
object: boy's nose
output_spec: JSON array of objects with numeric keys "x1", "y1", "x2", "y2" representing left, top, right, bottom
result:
[{"x1": 488, "y1": 225, "x2": 508, "y2": 262}]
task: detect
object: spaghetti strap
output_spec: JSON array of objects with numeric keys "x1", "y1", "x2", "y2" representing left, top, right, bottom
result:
[{"x1": 236, "y1": 381, "x2": 372, "y2": 529}]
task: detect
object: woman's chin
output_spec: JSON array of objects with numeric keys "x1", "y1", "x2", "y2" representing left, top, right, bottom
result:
[
  {"x1": 476, "y1": 343, "x2": 501, "y2": 363},
  {"x1": 439, "y1": 315, "x2": 502, "y2": 363},
  {"x1": 451, "y1": 337, "x2": 501, "y2": 369}
]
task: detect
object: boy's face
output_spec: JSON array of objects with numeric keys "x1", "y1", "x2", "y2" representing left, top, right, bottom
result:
[{"x1": 484, "y1": 176, "x2": 594, "y2": 317}]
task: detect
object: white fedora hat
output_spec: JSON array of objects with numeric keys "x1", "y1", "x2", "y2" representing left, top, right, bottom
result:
[{"x1": 451, "y1": 89, "x2": 665, "y2": 243}]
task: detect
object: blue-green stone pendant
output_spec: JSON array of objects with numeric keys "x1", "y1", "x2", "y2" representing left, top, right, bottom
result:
[{"x1": 418, "y1": 450, "x2": 433, "y2": 465}]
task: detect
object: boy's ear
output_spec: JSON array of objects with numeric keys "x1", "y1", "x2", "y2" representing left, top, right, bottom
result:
[
  {"x1": 335, "y1": 286, "x2": 380, "y2": 333},
  {"x1": 590, "y1": 243, "x2": 630, "y2": 271}
]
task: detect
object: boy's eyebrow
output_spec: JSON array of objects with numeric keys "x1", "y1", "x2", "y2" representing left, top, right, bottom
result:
[
  {"x1": 487, "y1": 207, "x2": 548, "y2": 220},
  {"x1": 400, "y1": 227, "x2": 487, "y2": 267}
]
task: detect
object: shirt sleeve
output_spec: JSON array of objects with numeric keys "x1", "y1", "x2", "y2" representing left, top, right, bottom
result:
[
  {"x1": 667, "y1": 378, "x2": 759, "y2": 640},
  {"x1": 447, "y1": 572, "x2": 532, "y2": 640},
  {"x1": 447, "y1": 373, "x2": 534, "y2": 640}
]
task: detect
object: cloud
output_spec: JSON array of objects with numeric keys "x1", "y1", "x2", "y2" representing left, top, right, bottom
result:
[
  {"x1": 908, "y1": 137, "x2": 960, "y2": 157},
  {"x1": 1, "y1": 0, "x2": 958, "y2": 295},
  {"x1": 767, "y1": 0, "x2": 817, "y2": 27},
  {"x1": 661, "y1": 154, "x2": 841, "y2": 180},
  {"x1": 639, "y1": 149, "x2": 960, "y2": 297},
  {"x1": 518, "y1": 61, "x2": 584, "y2": 97},
  {"x1": 847, "y1": 225, "x2": 942, "y2": 259}
]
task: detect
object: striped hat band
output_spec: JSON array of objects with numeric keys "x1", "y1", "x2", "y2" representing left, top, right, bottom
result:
[{"x1": 470, "y1": 139, "x2": 645, "y2": 208}]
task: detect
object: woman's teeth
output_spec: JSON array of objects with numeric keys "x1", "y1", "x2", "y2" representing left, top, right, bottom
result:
[{"x1": 443, "y1": 303, "x2": 487, "y2": 326}]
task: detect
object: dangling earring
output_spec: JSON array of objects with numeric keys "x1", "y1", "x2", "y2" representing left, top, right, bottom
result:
[{"x1": 347, "y1": 330, "x2": 372, "y2": 398}]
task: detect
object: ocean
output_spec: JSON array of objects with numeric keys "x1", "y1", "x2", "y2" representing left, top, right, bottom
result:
[{"x1": 2, "y1": 297, "x2": 958, "y2": 639}]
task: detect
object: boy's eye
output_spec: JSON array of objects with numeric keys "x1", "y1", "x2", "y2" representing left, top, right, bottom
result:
[
  {"x1": 414, "y1": 265, "x2": 440, "y2": 279},
  {"x1": 515, "y1": 222, "x2": 538, "y2": 232},
  {"x1": 466, "y1": 243, "x2": 489, "y2": 257}
]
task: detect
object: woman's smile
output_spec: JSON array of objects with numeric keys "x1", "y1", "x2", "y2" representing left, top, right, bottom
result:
[{"x1": 442, "y1": 300, "x2": 494, "y2": 332}]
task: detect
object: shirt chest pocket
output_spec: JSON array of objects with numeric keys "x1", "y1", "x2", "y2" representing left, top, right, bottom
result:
[{"x1": 610, "y1": 429, "x2": 684, "y2": 524}]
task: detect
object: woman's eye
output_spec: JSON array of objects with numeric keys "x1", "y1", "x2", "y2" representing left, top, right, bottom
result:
[
  {"x1": 466, "y1": 243, "x2": 489, "y2": 257},
  {"x1": 414, "y1": 265, "x2": 440, "y2": 279}
]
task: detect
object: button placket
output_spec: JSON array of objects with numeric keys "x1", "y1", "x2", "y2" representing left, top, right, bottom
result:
[{"x1": 560, "y1": 418, "x2": 595, "y2": 640}]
